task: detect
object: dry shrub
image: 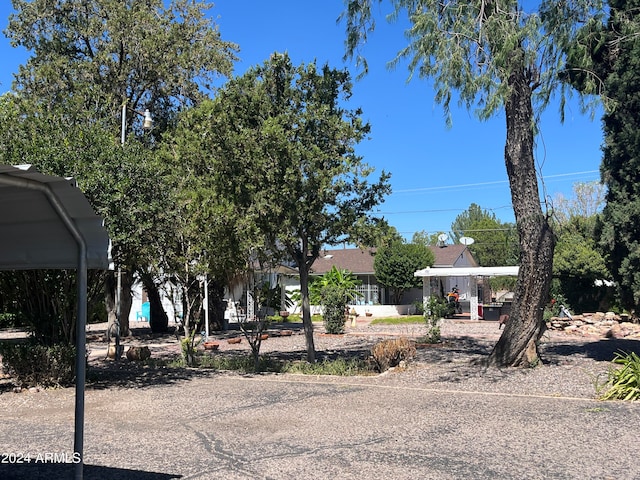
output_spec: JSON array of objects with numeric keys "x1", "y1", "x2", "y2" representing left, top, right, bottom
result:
[
  {"x1": 0, "y1": 342, "x2": 76, "y2": 387},
  {"x1": 371, "y1": 337, "x2": 416, "y2": 372}
]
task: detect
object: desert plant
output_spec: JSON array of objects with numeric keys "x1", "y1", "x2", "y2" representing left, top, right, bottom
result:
[
  {"x1": 0, "y1": 342, "x2": 76, "y2": 387},
  {"x1": 599, "y1": 351, "x2": 640, "y2": 401},
  {"x1": 370, "y1": 337, "x2": 416, "y2": 372}
]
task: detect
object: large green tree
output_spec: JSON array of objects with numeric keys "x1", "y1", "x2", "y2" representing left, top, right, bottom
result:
[
  {"x1": 550, "y1": 181, "x2": 609, "y2": 312},
  {"x1": 451, "y1": 203, "x2": 518, "y2": 267},
  {"x1": 374, "y1": 241, "x2": 434, "y2": 303},
  {"x1": 190, "y1": 53, "x2": 390, "y2": 362},
  {"x1": 0, "y1": 94, "x2": 172, "y2": 343},
  {"x1": 565, "y1": 0, "x2": 640, "y2": 312},
  {"x1": 4, "y1": 0, "x2": 238, "y2": 335},
  {"x1": 342, "y1": 0, "x2": 601, "y2": 366}
]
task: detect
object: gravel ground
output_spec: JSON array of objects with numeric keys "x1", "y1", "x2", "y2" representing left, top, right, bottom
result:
[
  {"x1": 78, "y1": 317, "x2": 638, "y2": 400},
  {"x1": 2, "y1": 318, "x2": 640, "y2": 480}
]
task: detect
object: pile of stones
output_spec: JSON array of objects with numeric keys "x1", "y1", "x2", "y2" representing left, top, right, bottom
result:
[{"x1": 547, "y1": 311, "x2": 640, "y2": 339}]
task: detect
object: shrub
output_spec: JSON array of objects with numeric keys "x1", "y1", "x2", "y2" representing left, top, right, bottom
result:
[
  {"x1": 426, "y1": 296, "x2": 449, "y2": 321},
  {"x1": 423, "y1": 297, "x2": 444, "y2": 343},
  {"x1": 371, "y1": 337, "x2": 416, "y2": 372},
  {"x1": 599, "y1": 351, "x2": 640, "y2": 401},
  {"x1": 321, "y1": 285, "x2": 347, "y2": 334},
  {"x1": 411, "y1": 300, "x2": 425, "y2": 315},
  {"x1": 0, "y1": 342, "x2": 76, "y2": 387},
  {"x1": 0, "y1": 313, "x2": 16, "y2": 328}
]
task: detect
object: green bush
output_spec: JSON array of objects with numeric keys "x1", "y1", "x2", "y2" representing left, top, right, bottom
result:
[
  {"x1": 599, "y1": 351, "x2": 640, "y2": 401},
  {"x1": 0, "y1": 313, "x2": 16, "y2": 328},
  {"x1": 370, "y1": 337, "x2": 416, "y2": 372},
  {"x1": 426, "y1": 296, "x2": 449, "y2": 320},
  {"x1": 411, "y1": 300, "x2": 425, "y2": 315},
  {"x1": 0, "y1": 342, "x2": 76, "y2": 387},
  {"x1": 321, "y1": 285, "x2": 347, "y2": 334}
]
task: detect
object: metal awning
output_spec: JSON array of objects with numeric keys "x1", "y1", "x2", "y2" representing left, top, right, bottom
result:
[
  {"x1": 0, "y1": 164, "x2": 112, "y2": 480},
  {"x1": 414, "y1": 266, "x2": 519, "y2": 277},
  {"x1": 0, "y1": 164, "x2": 112, "y2": 270}
]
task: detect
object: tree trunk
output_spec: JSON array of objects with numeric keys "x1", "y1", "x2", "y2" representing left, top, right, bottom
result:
[
  {"x1": 298, "y1": 258, "x2": 317, "y2": 363},
  {"x1": 487, "y1": 64, "x2": 555, "y2": 367},
  {"x1": 105, "y1": 270, "x2": 133, "y2": 339},
  {"x1": 145, "y1": 281, "x2": 169, "y2": 333}
]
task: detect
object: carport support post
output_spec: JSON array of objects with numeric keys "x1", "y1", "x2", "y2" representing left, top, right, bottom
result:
[{"x1": 74, "y1": 248, "x2": 87, "y2": 479}]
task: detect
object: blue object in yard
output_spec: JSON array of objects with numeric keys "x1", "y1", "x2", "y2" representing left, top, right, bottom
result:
[{"x1": 136, "y1": 301, "x2": 151, "y2": 322}]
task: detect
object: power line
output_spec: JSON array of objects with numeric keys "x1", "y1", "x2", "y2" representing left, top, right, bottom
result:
[
  {"x1": 392, "y1": 170, "x2": 600, "y2": 195},
  {"x1": 379, "y1": 205, "x2": 513, "y2": 215}
]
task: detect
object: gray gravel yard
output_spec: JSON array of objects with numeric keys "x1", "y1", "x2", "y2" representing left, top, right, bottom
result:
[{"x1": 1, "y1": 318, "x2": 639, "y2": 479}]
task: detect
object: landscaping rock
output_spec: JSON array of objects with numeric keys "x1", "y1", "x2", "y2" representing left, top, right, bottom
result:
[{"x1": 548, "y1": 312, "x2": 640, "y2": 339}]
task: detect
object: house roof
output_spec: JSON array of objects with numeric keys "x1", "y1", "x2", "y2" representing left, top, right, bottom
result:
[
  {"x1": 430, "y1": 244, "x2": 478, "y2": 268},
  {"x1": 310, "y1": 245, "x2": 477, "y2": 275},
  {"x1": 311, "y1": 248, "x2": 376, "y2": 275}
]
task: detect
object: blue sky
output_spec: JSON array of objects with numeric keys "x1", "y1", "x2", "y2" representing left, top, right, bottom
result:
[{"x1": 0, "y1": 1, "x2": 603, "y2": 241}]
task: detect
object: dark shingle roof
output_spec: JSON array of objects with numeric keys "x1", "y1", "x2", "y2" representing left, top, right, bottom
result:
[{"x1": 310, "y1": 245, "x2": 476, "y2": 275}]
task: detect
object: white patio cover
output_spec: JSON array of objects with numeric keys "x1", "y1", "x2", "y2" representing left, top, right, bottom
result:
[
  {"x1": 414, "y1": 265, "x2": 519, "y2": 321},
  {"x1": 414, "y1": 266, "x2": 519, "y2": 278}
]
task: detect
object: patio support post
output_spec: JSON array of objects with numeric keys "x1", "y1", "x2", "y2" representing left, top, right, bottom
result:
[
  {"x1": 422, "y1": 277, "x2": 431, "y2": 313},
  {"x1": 469, "y1": 276, "x2": 479, "y2": 321}
]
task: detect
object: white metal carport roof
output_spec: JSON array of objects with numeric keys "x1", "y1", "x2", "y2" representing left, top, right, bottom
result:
[{"x1": 0, "y1": 164, "x2": 112, "y2": 480}]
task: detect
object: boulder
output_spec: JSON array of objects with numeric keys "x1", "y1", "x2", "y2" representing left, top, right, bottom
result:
[{"x1": 126, "y1": 346, "x2": 151, "y2": 361}]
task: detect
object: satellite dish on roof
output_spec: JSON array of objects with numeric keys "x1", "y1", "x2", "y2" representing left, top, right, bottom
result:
[
  {"x1": 459, "y1": 236, "x2": 475, "y2": 246},
  {"x1": 437, "y1": 233, "x2": 448, "y2": 243}
]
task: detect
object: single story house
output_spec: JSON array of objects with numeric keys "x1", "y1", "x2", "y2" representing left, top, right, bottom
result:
[{"x1": 307, "y1": 244, "x2": 478, "y2": 308}]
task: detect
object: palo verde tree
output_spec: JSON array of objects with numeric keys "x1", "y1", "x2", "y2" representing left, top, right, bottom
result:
[
  {"x1": 342, "y1": 0, "x2": 602, "y2": 367},
  {"x1": 564, "y1": 0, "x2": 640, "y2": 313},
  {"x1": 5, "y1": 0, "x2": 238, "y2": 335},
  {"x1": 198, "y1": 53, "x2": 390, "y2": 362}
]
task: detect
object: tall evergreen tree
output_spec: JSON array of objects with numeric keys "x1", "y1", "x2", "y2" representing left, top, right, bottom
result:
[{"x1": 565, "y1": 0, "x2": 640, "y2": 312}]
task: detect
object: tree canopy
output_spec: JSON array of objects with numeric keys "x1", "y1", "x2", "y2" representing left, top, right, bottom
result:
[
  {"x1": 565, "y1": 0, "x2": 640, "y2": 312},
  {"x1": 6, "y1": 0, "x2": 238, "y2": 121},
  {"x1": 451, "y1": 203, "x2": 518, "y2": 267},
  {"x1": 374, "y1": 241, "x2": 434, "y2": 303},
  {"x1": 2, "y1": 0, "x2": 239, "y2": 336},
  {"x1": 342, "y1": 0, "x2": 602, "y2": 366},
  {"x1": 171, "y1": 53, "x2": 390, "y2": 361}
]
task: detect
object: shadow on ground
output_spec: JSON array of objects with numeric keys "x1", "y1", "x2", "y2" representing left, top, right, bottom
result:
[
  {"x1": 86, "y1": 361, "x2": 218, "y2": 390},
  {"x1": 413, "y1": 335, "x2": 640, "y2": 367},
  {"x1": 0, "y1": 463, "x2": 181, "y2": 480},
  {"x1": 541, "y1": 337, "x2": 640, "y2": 363}
]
